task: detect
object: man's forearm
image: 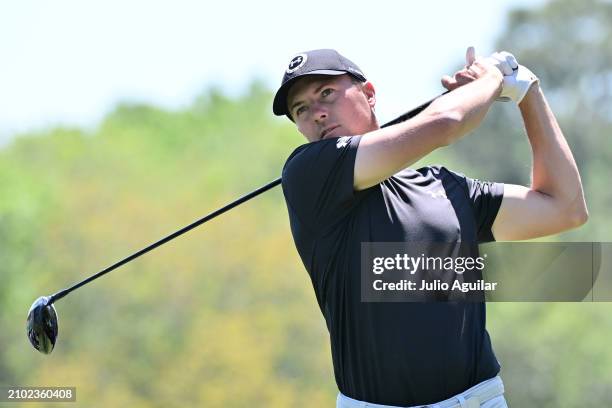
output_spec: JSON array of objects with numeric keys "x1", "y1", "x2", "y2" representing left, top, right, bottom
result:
[
  {"x1": 519, "y1": 84, "x2": 588, "y2": 217},
  {"x1": 426, "y1": 71, "x2": 502, "y2": 144},
  {"x1": 354, "y1": 70, "x2": 502, "y2": 190},
  {"x1": 354, "y1": 60, "x2": 503, "y2": 191}
]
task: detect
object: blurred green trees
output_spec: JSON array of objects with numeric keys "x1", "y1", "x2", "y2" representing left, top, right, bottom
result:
[
  {"x1": 0, "y1": 84, "x2": 334, "y2": 407},
  {"x1": 1, "y1": 0, "x2": 611, "y2": 406}
]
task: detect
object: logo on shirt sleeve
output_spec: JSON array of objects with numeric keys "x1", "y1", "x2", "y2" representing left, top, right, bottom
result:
[{"x1": 336, "y1": 136, "x2": 351, "y2": 149}]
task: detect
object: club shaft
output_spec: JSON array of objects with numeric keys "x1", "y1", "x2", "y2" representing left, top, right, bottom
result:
[
  {"x1": 50, "y1": 178, "x2": 282, "y2": 303},
  {"x1": 381, "y1": 91, "x2": 449, "y2": 128},
  {"x1": 49, "y1": 91, "x2": 447, "y2": 304}
]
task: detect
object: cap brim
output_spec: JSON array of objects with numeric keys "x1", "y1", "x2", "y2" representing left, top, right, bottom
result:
[{"x1": 272, "y1": 70, "x2": 349, "y2": 116}]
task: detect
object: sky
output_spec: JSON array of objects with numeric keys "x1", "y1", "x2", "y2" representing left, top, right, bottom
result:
[{"x1": 0, "y1": 0, "x2": 547, "y2": 144}]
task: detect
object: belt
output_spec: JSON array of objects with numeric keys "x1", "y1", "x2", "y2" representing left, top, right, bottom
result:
[
  {"x1": 422, "y1": 375, "x2": 504, "y2": 408},
  {"x1": 337, "y1": 376, "x2": 505, "y2": 408}
]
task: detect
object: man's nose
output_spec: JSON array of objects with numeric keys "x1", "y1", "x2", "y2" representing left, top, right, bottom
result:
[{"x1": 312, "y1": 103, "x2": 328, "y2": 123}]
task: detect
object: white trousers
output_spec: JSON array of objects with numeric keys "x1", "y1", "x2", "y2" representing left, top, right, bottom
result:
[{"x1": 337, "y1": 375, "x2": 508, "y2": 408}]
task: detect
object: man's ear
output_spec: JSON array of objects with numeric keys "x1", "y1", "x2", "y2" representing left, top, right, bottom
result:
[{"x1": 363, "y1": 81, "x2": 376, "y2": 108}]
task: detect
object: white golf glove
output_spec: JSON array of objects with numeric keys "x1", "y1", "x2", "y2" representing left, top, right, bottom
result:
[
  {"x1": 485, "y1": 51, "x2": 539, "y2": 104},
  {"x1": 500, "y1": 64, "x2": 539, "y2": 104}
]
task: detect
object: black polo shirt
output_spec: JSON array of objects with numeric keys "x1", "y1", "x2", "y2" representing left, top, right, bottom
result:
[{"x1": 281, "y1": 135, "x2": 505, "y2": 406}]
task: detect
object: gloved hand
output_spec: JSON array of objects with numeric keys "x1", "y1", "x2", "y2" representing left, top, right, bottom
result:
[{"x1": 485, "y1": 51, "x2": 539, "y2": 104}]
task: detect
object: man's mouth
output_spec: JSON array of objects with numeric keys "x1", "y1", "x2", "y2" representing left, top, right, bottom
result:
[{"x1": 320, "y1": 125, "x2": 340, "y2": 139}]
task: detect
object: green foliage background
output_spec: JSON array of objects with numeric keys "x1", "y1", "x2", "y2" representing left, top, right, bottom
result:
[{"x1": 1, "y1": 0, "x2": 611, "y2": 406}]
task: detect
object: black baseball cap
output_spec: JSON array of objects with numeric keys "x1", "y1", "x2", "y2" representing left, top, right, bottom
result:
[{"x1": 272, "y1": 49, "x2": 367, "y2": 117}]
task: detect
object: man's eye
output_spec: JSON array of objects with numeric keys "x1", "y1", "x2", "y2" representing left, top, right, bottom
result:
[
  {"x1": 295, "y1": 106, "x2": 307, "y2": 116},
  {"x1": 321, "y1": 88, "x2": 333, "y2": 97}
]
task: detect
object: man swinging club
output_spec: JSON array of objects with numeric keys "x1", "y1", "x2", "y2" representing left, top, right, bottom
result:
[{"x1": 273, "y1": 47, "x2": 588, "y2": 407}]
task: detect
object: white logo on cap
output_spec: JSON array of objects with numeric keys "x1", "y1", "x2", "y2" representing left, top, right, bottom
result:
[{"x1": 286, "y1": 53, "x2": 308, "y2": 74}]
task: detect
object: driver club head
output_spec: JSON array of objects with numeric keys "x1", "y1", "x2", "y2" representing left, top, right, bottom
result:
[{"x1": 26, "y1": 296, "x2": 58, "y2": 354}]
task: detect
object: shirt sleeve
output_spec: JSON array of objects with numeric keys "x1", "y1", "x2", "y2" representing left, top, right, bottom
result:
[
  {"x1": 444, "y1": 168, "x2": 505, "y2": 243},
  {"x1": 281, "y1": 135, "x2": 363, "y2": 234},
  {"x1": 466, "y1": 177, "x2": 504, "y2": 242}
]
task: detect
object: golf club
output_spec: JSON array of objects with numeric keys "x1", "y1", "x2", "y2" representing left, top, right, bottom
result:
[{"x1": 26, "y1": 91, "x2": 448, "y2": 354}]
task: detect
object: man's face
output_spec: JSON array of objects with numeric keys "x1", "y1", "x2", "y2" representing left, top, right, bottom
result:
[{"x1": 286, "y1": 74, "x2": 377, "y2": 143}]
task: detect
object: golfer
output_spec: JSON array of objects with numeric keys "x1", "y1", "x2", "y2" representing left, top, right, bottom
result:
[{"x1": 273, "y1": 48, "x2": 587, "y2": 407}]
